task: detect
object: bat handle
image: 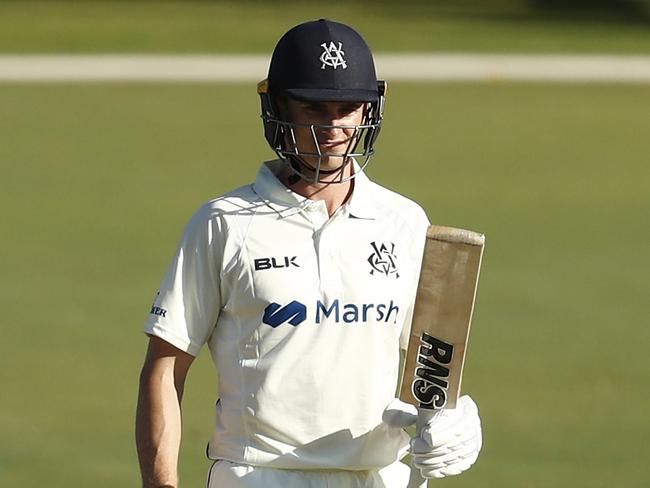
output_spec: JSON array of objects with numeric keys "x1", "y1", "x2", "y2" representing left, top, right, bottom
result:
[{"x1": 407, "y1": 408, "x2": 443, "y2": 488}]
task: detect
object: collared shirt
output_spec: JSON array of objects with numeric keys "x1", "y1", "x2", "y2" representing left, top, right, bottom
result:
[{"x1": 145, "y1": 159, "x2": 430, "y2": 470}]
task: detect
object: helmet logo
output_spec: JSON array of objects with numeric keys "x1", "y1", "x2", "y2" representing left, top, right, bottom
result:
[{"x1": 320, "y1": 41, "x2": 347, "y2": 70}]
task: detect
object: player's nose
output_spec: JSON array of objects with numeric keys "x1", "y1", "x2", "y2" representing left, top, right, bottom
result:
[
  {"x1": 315, "y1": 116, "x2": 344, "y2": 137},
  {"x1": 316, "y1": 110, "x2": 343, "y2": 128}
]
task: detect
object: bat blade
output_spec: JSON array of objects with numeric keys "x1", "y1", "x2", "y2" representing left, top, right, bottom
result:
[
  {"x1": 400, "y1": 225, "x2": 485, "y2": 488},
  {"x1": 400, "y1": 225, "x2": 485, "y2": 410}
]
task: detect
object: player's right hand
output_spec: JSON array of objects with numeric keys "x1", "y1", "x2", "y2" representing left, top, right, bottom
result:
[
  {"x1": 381, "y1": 395, "x2": 482, "y2": 479},
  {"x1": 411, "y1": 395, "x2": 482, "y2": 478}
]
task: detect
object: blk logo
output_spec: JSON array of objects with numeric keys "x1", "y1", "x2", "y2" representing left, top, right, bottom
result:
[
  {"x1": 254, "y1": 256, "x2": 299, "y2": 271},
  {"x1": 320, "y1": 41, "x2": 347, "y2": 70},
  {"x1": 368, "y1": 241, "x2": 399, "y2": 278},
  {"x1": 262, "y1": 301, "x2": 307, "y2": 328}
]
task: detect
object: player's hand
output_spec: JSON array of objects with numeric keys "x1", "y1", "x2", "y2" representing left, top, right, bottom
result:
[
  {"x1": 412, "y1": 395, "x2": 482, "y2": 478},
  {"x1": 382, "y1": 395, "x2": 482, "y2": 479}
]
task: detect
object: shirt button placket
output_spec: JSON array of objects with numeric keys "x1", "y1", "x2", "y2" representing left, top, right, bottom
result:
[
  {"x1": 307, "y1": 204, "x2": 327, "y2": 290},
  {"x1": 317, "y1": 218, "x2": 342, "y2": 302}
]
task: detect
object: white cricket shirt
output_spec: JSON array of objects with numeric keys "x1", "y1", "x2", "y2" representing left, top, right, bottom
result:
[{"x1": 145, "y1": 159, "x2": 430, "y2": 470}]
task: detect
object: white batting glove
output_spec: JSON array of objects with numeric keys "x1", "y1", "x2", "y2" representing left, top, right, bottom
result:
[{"x1": 382, "y1": 395, "x2": 482, "y2": 479}]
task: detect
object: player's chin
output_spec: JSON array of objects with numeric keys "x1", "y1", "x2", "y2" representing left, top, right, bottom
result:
[
  {"x1": 317, "y1": 150, "x2": 352, "y2": 167},
  {"x1": 309, "y1": 155, "x2": 351, "y2": 177}
]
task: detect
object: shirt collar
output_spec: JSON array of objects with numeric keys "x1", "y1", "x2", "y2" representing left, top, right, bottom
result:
[
  {"x1": 346, "y1": 165, "x2": 377, "y2": 220},
  {"x1": 252, "y1": 159, "x2": 377, "y2": 220},
  {"x1": 253, "y1": 160, "x2": 306, "y2": 218}
]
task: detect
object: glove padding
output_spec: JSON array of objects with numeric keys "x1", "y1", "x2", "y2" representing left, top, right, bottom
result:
[{"x1": 382, "y1": 395, "x2": 482, "y2": 479}]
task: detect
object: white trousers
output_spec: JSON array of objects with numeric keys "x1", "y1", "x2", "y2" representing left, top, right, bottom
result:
[{"x1": 207, "y1": 460, "x2": 410, "y2": 488}]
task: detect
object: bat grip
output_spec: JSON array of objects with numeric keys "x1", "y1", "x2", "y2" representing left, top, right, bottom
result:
[{"x1": 407, "y1": 408, "x2": 443, "y2": 488}]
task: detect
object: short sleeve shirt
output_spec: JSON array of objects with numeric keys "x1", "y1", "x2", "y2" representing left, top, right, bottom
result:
[{"x1": 145, "y1": 160, "x2": 430, "y2": 470}]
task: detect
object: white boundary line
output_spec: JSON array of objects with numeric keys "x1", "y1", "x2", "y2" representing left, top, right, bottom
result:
[{"x1": 1, "y1": 54, "x2": 649, "y2": 82}]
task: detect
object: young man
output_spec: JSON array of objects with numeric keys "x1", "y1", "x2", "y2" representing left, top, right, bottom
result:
[{"x1": 136, "y1": 19, "x2": 482, "y2": 488}]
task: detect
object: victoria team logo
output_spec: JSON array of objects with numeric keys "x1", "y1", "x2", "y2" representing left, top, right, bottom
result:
[
  {"x1": 368, "y1": 242, "x2": 399, "y2": 278},
  {"x1": 320, "y1": 41, "x2": 347, "y2": 70}
]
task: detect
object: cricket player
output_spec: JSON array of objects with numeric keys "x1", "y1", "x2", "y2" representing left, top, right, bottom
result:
[{"x1": 136, "y1": 19, "x2": 482, "y2": 488}]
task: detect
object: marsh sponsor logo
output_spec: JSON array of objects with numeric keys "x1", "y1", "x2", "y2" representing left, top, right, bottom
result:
[
  {"x1": 262, "y1": 299, "x2": 400, "y2": 327},
  {"x1": 316, "y1": 299, "x2": 399, "y2": 324},
  {"x1": 262, "y1": 301, "x2": 307, "y2": 328}
]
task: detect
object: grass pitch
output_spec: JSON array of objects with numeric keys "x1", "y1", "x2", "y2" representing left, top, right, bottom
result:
[
  {"x1": 1, "y1": 82, "x2": 648, "y2": 487},
  {"x1": 1, "y1": 0, "x2": 650, "y2": 54}
]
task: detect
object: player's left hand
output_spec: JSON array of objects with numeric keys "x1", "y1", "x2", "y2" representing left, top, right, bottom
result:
[{"x1": 382, "y1": 395, "x2": 482, "y2": 479}]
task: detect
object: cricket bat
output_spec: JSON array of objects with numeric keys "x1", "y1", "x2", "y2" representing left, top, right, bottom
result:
[{"x1": 399, "y1": 225, "x2": 485, "y2": 488}]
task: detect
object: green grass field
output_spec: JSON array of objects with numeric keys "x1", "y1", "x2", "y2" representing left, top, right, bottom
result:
[
  {"x1": 1, "y1": 1, "x2": 649, "y2": 487},
  {"x1": 1, "y1": 0, "x2": 650, "y2": 54},
  {"x1": 1, "y1": 82, "x2": 649, "y2": 487}
]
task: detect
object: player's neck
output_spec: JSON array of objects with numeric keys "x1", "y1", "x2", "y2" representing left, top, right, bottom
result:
[{"x1": 280, "y1": 165, "x2": 354, "y2": 217}]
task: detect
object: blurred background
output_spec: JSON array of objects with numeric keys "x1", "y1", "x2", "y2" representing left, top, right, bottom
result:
[{"x1": 1, "y1": 1, "x2": 649, "y2": 487}]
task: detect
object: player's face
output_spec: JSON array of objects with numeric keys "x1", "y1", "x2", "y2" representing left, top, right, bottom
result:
[{"x1": 282, "y1": 98, "x2": 367, "y2": 174}]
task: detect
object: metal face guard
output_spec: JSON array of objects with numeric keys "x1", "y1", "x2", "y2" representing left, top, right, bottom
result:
[
  {"x1": 257, "y1": 79, "x2": 387, "y2": 184},
  {"x1": 266, "y1": 119, "x2": 379, "y2": 183}
]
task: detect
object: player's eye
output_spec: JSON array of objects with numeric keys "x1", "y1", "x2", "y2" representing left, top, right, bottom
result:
[
  {"x1": 339, "y1": 103, "x2": 363, "y2": 114},
  {"x1": 304, "y1": 102, "x2": 328, "y2": 114},
  {"x1": 299, "y1": 101, "x2": 363, "y2": 121}
]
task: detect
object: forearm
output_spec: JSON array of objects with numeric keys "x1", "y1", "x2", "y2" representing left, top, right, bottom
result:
[{"x1": 136, "y1": 365, "x2": 183, "y2": 488}]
